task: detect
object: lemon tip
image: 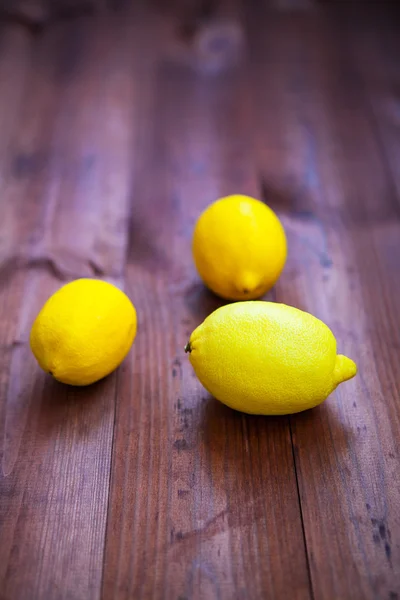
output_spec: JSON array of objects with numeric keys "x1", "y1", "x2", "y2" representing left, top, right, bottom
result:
[{"x1": 334, "y1": 354, "x2": 357, "y2": 385}]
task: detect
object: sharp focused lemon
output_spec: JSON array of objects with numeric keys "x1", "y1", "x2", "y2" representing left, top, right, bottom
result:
[
  {"x1": 192, "y1": 195, "x2": 287, "y2": 300},
  {"x1": 185, "y1": 301, "x2": 357, "y2": 415},
  {"x1": 30, "y1": 278, "x2": 137, "y2": 386}
]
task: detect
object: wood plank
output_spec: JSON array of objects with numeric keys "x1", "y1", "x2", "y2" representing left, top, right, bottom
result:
[
  {"x1": 0, "y1": 21, "x2": 70, "y2": 272},
  {"x1": 0, "y1": 0, "x2": 105, "y2": 27},
  {"x1": 0, "y1": 13, "x2": 135, "y2": 280},
  {"x1": 102, "y1": 9, "x2": 311, "y2": 600},
  {"x1": 31, "y1": 13, "x2": 136, "y2": 281},
  {"x1": 1, "y1": 4, "x2": 398, "y2": 599},
  {"x1": 344, "y1": 5, "x2": 400, "y2": 201},
  {"x1": 0, "y1": 12, "x2": 138, "y2": 599},
  {"x1": 248, "y1": 6, "x2": 400, "y2": 599},
  {"x1": 0, "y1": 270, "x2": 117, "y2": 600},
  {"x1": 0, "y1": 24, "x2": 32, "y2": 191}
]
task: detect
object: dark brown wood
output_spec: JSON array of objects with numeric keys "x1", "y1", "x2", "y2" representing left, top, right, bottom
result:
[
  {"x1": 0, "y1": 272, "x2": 116, "y2": 600},
  {"x1": 0, "y1": 1, "x2": 49, "y2": 29},
  {"x1": 101, "y1": 14, "x2": 310, "y2": 600},
  {"x1": 346, "y1": 5, "x2": 400, "y2": 202},
  {"x1": 0, "y1": 3, "x2": 399, "y2": 600},
  {"x1": 0, "y1": 11, "x2": 136, "y2": 600},
  {"x1": 248, "y1": 5, "x2": 400, "y2": 599},
  {"x1": 0, "y1": 0, "x2": 104, "y2": 29},
  {"x1": 0, "y1": 25, "x2": 33, "y2": 182}
]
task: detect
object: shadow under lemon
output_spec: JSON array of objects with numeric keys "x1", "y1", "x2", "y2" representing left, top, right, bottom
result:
[
  {"x1": 198, "y1": 392, "x2": 355, "y2": 469},
  {"x1": 168, "y1": 392, "x2": 354, "y2": 547}
]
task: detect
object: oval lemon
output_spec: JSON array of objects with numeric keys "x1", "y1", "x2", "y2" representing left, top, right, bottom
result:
[
  {"x1": 30, "y1": 278, "x2": 137, "y2": 386},
  {"x1": 192, "y1": 195, "x2": 287, "y2": 300},
  {"x1": 185, "y1": 301, "x2": 357, "y2": 415}
]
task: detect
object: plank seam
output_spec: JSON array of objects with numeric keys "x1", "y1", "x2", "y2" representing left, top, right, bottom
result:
[
  {"x1": 99, "y1": 367, "x2": 121, "y2": 600},
  {"x1": 289, "y1": 417, "x2": 315, "y2": 600}
]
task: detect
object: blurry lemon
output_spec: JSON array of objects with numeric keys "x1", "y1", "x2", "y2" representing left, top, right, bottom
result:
[
  {"x1": 30, "y1": 279, "x2": 137, "y2": 386},
  {"x1": 192, "y1": 195, "x2": 287, "y2": 300},
  {"x1": 185, "y1": 301, "x2": 357, "y2": 415}
]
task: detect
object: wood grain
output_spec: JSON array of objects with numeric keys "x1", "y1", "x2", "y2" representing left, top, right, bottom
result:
[
  {"x1": 0, "y1": 3, "x2": 399, "y2": 600},
  {"x1": 102, "y1": 18, "x2": 310, "y2": 600},
  {"x1": 249, "y1": 5, "x2": 400, "y2": 599},
  {"x1": 346, "y1": 5, "x2": 400, "y2": 201},
  {"x1": 0, "y1": 24, "x2": 33, "y2": 189},
  {"x1": 0, "y1": 0, "x2": 104, "y2": 28},
  {"x1": 0, "y1": 14, "x2": 135, "y2": 281},
  {"x1": 0, "y1": 12, "x2": 136, "y2": 600}
]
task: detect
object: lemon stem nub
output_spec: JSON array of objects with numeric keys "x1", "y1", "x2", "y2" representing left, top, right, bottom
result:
[
  {"x1": 333, "y1": 354, "x2": 357, "y2": 386},
  {"x1": 184, "y1": 342, "x2": 192, "y2": 354}
]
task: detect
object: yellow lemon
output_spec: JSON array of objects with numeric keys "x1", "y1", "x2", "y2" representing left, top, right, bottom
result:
[
  {"x1": 185, "y1": 301, "x2": 357, "y2": 415},
  {"x1": 192, "y1": 195, "x2": 287, "y2": 300},
  {"x1": 30, "y1": 278, "x2": 137, "y2": 386}
]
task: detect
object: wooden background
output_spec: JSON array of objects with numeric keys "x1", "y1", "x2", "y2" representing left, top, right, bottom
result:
[{"x1": 0, "y1": 1, "x2": 399, "y2": 599}]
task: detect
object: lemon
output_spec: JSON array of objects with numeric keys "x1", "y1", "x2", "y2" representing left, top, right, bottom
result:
[
  {"x1": 192, "y1": 195, "x2": 287, "y2": 300},
  {"x1": 30, "y1": 279, "x2": 137, "y2": 386},
  {"x1": 185, "y1": 301, "x2": 357, "y2": 415}
]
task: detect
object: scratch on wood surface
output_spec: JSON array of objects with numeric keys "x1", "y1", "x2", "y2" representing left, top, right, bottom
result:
[
  {"x1": 170, "y1": 508, "x2": 230, "y2": 545},
  {"x1": 168, "y1": 491, "x2": 274, "y2": 553}
]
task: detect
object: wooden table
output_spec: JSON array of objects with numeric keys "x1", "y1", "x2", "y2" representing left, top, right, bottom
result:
[{"x1": 0, "y1": 2, "x2": 399, "y2": 599}]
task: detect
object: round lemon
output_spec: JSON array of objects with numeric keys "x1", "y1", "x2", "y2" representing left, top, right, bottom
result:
[
  {"x1": 192, "y1": 195, "x2": 287, "y2": 300},
  {"x1": 185, "y1": 301, "x2": 357, "y2": 415},
  {"x1": 30, "y1": 278, "x2": 137, "y2": 386}
]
